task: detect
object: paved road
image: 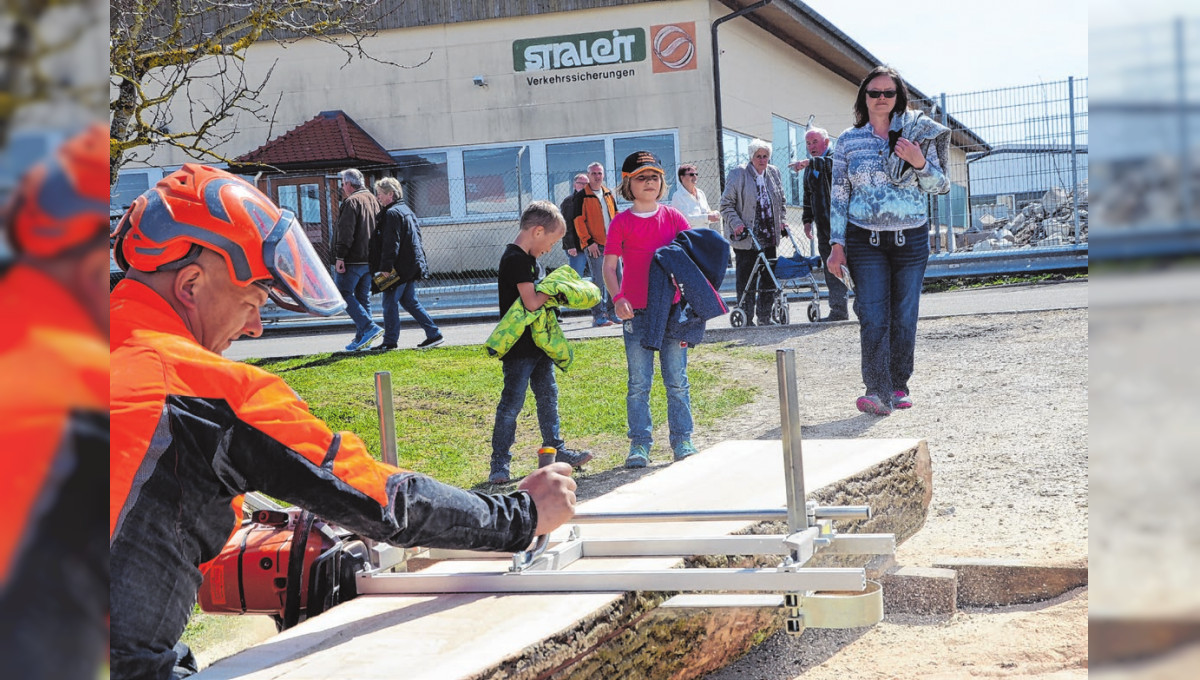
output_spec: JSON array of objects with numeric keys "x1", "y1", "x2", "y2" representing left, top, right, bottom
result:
[{"x1": 225, "y1": 280, "x2": 1088, "y2": 361}]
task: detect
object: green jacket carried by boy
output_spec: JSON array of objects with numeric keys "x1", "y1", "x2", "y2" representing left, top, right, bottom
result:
[{"x1": 485, "y1": 265, "x2": 601, "y2": 370}]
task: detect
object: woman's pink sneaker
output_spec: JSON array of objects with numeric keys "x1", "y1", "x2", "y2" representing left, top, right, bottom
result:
[
  {"x1": 893, "y1": 391, "x2": 913, "y2": 409},
  {"x1": 856, "y1": 394, "x2": 892, "y2": 416}
]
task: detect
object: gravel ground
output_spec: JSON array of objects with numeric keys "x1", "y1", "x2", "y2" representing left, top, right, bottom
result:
[
  {"x1": 688, "y1": 306, "x2": 1090, "y2": 679},
  {"x1": 195, "y1": 294, "x2": 1093, "y2": 677}
]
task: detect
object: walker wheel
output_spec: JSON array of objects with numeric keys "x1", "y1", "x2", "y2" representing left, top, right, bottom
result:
[
  {"x1": 771, "y1": 299, "x2": 790, "y2": 326},
  {"x1": 729, "y1": 308, "x2": 746, "y2": 328},
  {"x1": 807, "y1": 302, "x2": 820, "y2": 323}
]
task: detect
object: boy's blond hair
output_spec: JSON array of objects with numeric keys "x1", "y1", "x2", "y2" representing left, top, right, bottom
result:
[{"x1": 519, "y1": 200, "x2": 565, "y2": 232}]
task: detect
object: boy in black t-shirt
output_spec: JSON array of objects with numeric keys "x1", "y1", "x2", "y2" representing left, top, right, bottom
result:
[{"x1": 490, "y1": 201, "x2": 594, "y2": 485}]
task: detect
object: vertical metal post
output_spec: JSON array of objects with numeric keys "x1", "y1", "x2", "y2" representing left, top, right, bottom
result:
[
  {"x1": 375, "y1": 371, "x2": 398, "y2": 467},
  {"x1": 1177, "y1": 18, "x2": 1192, "y2": 224},
  {"x1": 776, "y1": 349, "x2": 807, "y2": 532},
  {"x1": 516, "y1": 146, "x2": 527, "y2": 217},
  {"x1": 939, "y1": 92, "x2": 954, "y2": 254},
  {"x1": 1068, "y1": 77, "x2": 1081, "y2": 245}
]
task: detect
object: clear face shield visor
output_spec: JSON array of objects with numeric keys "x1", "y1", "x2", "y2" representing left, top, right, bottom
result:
[{"x1": 261, "y1": 211, "x2": 345, "y2": 317}]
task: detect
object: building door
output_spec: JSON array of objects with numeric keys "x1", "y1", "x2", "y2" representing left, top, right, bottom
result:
[{"x1": 271, "y1": 175, "x2": 334, "y2": 262}]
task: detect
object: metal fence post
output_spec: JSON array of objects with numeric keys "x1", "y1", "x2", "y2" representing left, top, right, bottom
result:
[
  {"x1": 1068, "y1": 76, "x2": 1081, "y2": 245},
  {"x1": 375, "y1": 371, "x2": 398, "y2": 467},
  {"x1": 940, "y1": 92, "x2": 954, "y2": 254},
  {"x1": 776, "y1": 349, "x2": 807, "y2": 533},
  {"x1": 1178, "y1": 18, "x2": 1192, "y2": 224},
  {"x1": 516, "y1": 146, "x2": 526, "y2": 217}
]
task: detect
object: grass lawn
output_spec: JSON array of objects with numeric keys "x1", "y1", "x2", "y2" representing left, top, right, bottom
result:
[{"x1": 250, "y1": 336, "x2": 764, "y2": 490}]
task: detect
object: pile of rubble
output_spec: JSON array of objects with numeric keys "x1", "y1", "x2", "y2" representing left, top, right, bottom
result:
[{"x1": 967, "y1": 186, "x2": 1088, "y2": 251}]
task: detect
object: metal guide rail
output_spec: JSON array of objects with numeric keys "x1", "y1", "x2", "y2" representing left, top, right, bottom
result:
[{"x1": 357, "y1": 350, "x2": 895, "y2": 633}]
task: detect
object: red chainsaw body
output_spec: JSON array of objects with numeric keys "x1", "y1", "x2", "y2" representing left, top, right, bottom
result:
[{"x1": 198, "y1": 509, "x2": 333, "y2": 617}]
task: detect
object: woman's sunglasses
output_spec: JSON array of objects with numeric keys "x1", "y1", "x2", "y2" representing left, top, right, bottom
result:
[
  {"x1": 683, "y1": 172, "x2": 698, "y2": 177},
  {"x1": 866, "y1": 89, "x2": 898, "y2": 99}
]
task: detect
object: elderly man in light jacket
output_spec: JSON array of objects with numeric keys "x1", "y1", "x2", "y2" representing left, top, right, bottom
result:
[{"x1": 719, "y1": 139, "x2": 787, "y2": 326}]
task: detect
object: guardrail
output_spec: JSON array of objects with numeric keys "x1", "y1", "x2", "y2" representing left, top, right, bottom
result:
[{"x1": 258, "y1": 245, "x2": 1088, "y2": 331}]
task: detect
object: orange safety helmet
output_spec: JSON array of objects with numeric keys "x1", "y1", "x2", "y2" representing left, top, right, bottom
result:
[
  {"x1": 112, "y1": 163, "x2": 345, "y2": 316},
  {"x1": 5, "y1": 122, "x2": 109, "y2": 258}
]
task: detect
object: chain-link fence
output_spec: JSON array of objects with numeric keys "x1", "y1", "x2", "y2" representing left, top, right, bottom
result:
[
  {"x1": 1090, "y1": 16, "x2": 1200, "y2": 258},
  {"x1": 908, "y1": 78, "x2": 1088, "y2": 254},
  {"x1": 255, "y1": 76, "x2": 1091, "y2": 319}
]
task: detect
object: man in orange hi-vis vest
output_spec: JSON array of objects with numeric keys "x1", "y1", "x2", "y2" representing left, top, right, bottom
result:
[
  {"x1": 108, "y1": 164, "x2": 579, "y2": 680},
  {"x1": 0, "y1": 123, "x2": 110, "y2": 679}
]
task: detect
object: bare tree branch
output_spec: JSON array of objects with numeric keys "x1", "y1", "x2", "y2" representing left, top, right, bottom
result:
[
  {"x1": 0, "y1": 0, "x2": 103, "y2": 145},
  {"x1": 109, "y1": 0, "x2": 429, "y2": 185}
]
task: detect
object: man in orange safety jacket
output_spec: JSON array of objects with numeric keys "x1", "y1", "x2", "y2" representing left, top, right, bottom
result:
[
  {"x1": 109, "y1": 164, "x2": 579, "y2": 679},
  {"x1": 0, "y1": 123, "x2": 110, "y2": 679}
]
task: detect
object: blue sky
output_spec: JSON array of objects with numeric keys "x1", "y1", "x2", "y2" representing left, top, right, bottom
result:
[{"x1": 802, "y1": 0, "x2": 1088, "y2": 96}]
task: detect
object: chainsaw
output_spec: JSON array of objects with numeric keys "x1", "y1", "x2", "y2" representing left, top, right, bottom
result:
[{"x1": 197, "y1": 495, "x2": 386, "y2": 630}]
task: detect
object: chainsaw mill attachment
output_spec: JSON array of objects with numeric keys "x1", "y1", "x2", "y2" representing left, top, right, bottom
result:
[{"x1": 199, "y1": 351, "x2": 893, "y2": 634}]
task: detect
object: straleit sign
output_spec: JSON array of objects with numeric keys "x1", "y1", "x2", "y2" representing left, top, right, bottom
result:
[{"x1": 513, "y1": 29, "x2": 646, "y2": 72}]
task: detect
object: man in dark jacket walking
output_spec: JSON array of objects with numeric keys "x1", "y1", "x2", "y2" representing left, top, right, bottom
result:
[
  {"x1": 334, "y1": 168, "x2": 383, "y2": 350},
  {"x1": 791, "y1": 128, "x2": 848, "y2": 321},
  {"x1": 559, "y1": 173, "x2": 589, "y2": 276},
  {"x1": 371, "y1": 177, "x2": 444, "y2": 350}
]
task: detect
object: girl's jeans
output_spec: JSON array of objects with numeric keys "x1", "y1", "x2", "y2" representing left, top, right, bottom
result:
[
  {"x1": 622, "y1": 313, "x2": 693, "y2": 450},
  {"x1": 845, "y1": 224, "x2": 929, "y2": 407}
]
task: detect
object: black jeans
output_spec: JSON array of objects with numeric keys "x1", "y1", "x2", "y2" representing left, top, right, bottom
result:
[{"x1": 816, "y1": 224, "x2": 849, "y2": 318}]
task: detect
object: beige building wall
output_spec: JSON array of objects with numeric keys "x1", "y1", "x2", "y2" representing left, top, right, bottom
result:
[
  {"x1": 715, "y1": 10, "x2": 858, "y2": 146},
  {"x1": 143, "y1": 0, "x2": 723, "y2": 169},
  {"x1": 126, "y1": 1, "x2": 971, "y2": 270}
]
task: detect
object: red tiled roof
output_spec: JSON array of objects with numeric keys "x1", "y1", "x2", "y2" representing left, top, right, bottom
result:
[{"x1": 234, "y1": 110, "x2": 394, "y2": 168}]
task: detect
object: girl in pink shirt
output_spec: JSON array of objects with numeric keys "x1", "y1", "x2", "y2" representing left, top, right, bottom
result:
[{"x1": 602, "y1": 151, "x2": 696, "y2": 469}]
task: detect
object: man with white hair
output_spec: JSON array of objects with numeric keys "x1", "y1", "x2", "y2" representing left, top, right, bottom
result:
[
  {"x1": 720, "y1": 139, "x2": 787, "y2": 326},
  {"x1": 334, "y1": 168, "x2": 383, "y2": 350},
  {"x1": 791, "y1": 127, "x2": 848, "y2": 321}
]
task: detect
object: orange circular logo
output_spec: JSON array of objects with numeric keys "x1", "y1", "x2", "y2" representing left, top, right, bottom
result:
[{"x1": 652, "y1": 24, "x2": 696, "y2": 72}]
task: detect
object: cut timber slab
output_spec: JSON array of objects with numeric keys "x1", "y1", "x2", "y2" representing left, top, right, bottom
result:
[{"x1": 194, "y1": 438, "x2": 931, "y2": 680}]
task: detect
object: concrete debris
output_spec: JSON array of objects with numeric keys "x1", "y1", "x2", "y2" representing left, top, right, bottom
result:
[{"x1": 963, "y1": 187, "x2": 1088, "y2": 251}]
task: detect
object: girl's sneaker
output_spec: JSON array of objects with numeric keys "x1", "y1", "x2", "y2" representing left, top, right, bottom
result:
[
  {"x1": 672, "y1": 441, "x2": 698, "y2": 462},
  {"x1": 624, "y1": 444, "x2": 650, "y2": 469},
  {"x1": 893, "y1": 391, "x2": 913, "y2": 409},
  {"x1": 856, "y1": 394, "x2": 893, "y2": 416}
]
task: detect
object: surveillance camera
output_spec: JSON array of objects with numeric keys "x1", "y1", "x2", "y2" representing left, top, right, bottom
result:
[{"x1": 473, "y1": 75, "x2": 486, "y2": 87}]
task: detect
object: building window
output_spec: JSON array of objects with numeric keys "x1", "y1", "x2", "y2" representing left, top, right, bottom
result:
[
  {"x1": 111, "y1": 172, "x2": 154, "y2": 213},
  {"x1": 395, "y1": 130, "x2": 677, "y2": 221},
  {"x1": 546, "y1": 139, "x2": 605, "y2": 205},
  {"x1": 277, "y1": 185, "x2": 298, "y2": 215},
  {"x1": 463, "y1": 146, "x2": 532, "y2": 215},
  {"x1": 395, "y1": 152, "x2": 451, "y2": 219},
  {"x1": 277, "y1": 184, "x2": 322, "y2": 224},
  {"x1": 299, "y1": 184, "x2": 321, "y2": 223},
  {"x1": 722, "y1": 130, "x2": 753, "y2": 171}
]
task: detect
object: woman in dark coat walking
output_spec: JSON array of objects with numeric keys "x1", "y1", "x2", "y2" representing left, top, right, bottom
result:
[{"x1": 370, "y1": 177, "x2": 444, "y2": 350}]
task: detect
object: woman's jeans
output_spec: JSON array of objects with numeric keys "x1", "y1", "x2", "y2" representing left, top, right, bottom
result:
[
  {"x1": 382, "y1": 281, "x2": 440, "y2": 345},
  {"x1": 490, "y1": 353, "x2": 564, "y2": 469},
  {"x1": 623, "y1": 313, "x2": 693, "y2": 450},
  {"x1": 845, "y1": 224, "x2": 929, "y2": 407}
]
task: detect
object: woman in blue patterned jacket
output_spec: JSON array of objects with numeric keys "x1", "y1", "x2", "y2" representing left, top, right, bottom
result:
[{"x1": 825, "y1": 65, "x2": 950, "y2": 416}]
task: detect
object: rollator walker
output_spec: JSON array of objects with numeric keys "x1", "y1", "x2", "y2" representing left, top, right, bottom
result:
[{"x1": 729, "y1": 227, "x2": 825, "y2": 327}]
